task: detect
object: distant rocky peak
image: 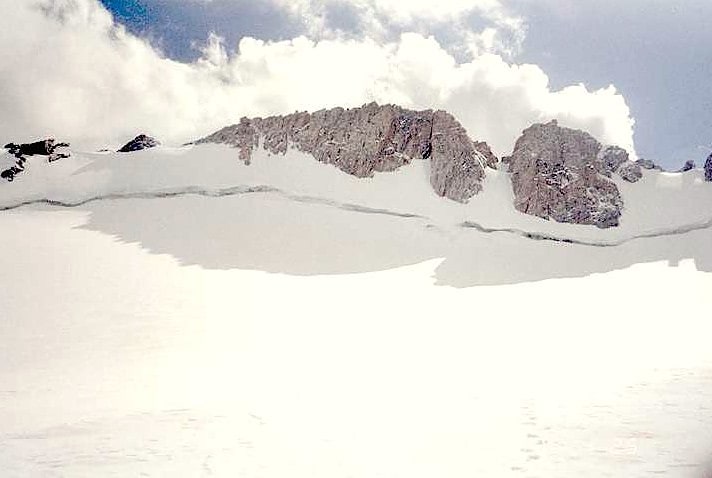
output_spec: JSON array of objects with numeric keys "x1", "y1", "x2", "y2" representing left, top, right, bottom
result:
[
  {"x1": 197, "y1": 103, "x2": 497, "y2": 203},
  {"x1": 506, "y1": 121, "x2": 641, "y2": 228},
  {"x1": 118, "y1": 134, "x2": 160, "y2": 153}
]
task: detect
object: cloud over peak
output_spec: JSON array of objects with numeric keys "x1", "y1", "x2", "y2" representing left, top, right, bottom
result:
[{"x1": 0, "y1": 0, "x2": 634, "y2": 157}]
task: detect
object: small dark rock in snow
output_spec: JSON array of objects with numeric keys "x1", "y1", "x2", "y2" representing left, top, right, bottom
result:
[
  {"x1": 118, "y1": 134, "x2": 160, "y2": 153},
  {"x1": 677, "y1": 160, "x2": 695, "y2": 173},
  {"x1": 705, "y1": 153, "x2": 712, "y2": 182}
]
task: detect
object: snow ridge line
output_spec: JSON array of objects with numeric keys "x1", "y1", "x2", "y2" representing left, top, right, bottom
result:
[
  {"x1": 1, "y1": 185, "x2": 710, "y2": 245},
  {"x1": 460, "y1": 218, "x2": 712, "y2": 247},
  {"x1": 0, "y1": 185, "x2": 426, "y2": 220},
  {"x1": 0, "y1": 185, "x2": 278, "y2": 212}
]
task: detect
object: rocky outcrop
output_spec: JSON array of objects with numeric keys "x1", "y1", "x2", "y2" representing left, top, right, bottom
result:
[
  {"x1": 616, "y1": 161, "x2": 643, "y2": 183},
  {"x1": 705, "y1": 153, "x2": 712, "y2": 182},
  {"x1": 474, "y1": 141, "x2": 499, "y2": 169},
  {"x1": 118, "y1": 134, "x2": 160, "y2": 153},
  {"x1": 428, "y1": 111, "x2": 487, "y2": 201},
  {"x1": 2, "y1": 139, "x2": 70, "y2": 182},
  {"x1": 506, "y1": 120, "x2": 637, "y2": 228},
  {"x1": 595, "y1": 146, "x2": 642, "y2": 183},
  {"x1": 197, "y1": 103, "x2": 494, "y2": 202}
]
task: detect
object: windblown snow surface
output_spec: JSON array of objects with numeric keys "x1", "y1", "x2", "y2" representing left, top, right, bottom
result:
[{"x1": 1, "y1": 145, "x2": 712, "y2": 477}]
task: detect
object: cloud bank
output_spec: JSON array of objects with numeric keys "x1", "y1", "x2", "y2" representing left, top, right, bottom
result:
[
  {"x1": 269, "y1": 0, "x2": 526, "y2": 56},
  {"x1": 0, "y1": 0, "x2": 635, "y2": 156}
]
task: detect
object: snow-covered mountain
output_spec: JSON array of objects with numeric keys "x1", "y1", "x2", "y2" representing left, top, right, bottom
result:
[{"x1": 1, "y1": 106, "x2": 712, "y2": 477}]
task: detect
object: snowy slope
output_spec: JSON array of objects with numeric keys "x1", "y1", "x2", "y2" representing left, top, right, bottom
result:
[
  {"x1": 2, "y1": 144, "x2": 712, "y2": 243},
  {"x1": 1, "y1": 145, "x2": 712, "y2": 477}
]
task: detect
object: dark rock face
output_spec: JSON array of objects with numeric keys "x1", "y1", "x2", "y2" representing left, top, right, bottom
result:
[
  {"x1": 118, "y1": 134, "x2": 160, "y2": 153},
  {"x1": 678, "y1": 160, "x2": 695, "y2": 173},
  {"x1": 506, "y1": 120, "x2": 633, "y2": 228},
  {"x1": 2, "y1": 139, "x2": 70, "y2": 182},
  {"x1": 5, "y1": 139, "x2": 69, "y2": 157},
  {"x1": 198, "y1": 103, "x2": 495, "y2": 203},
  {"x1": 636, "y1": 158, "x2": 663, "y2": 171},
  {"x1": 705, "y1": 154, "x2": 712, "y2": 182}
]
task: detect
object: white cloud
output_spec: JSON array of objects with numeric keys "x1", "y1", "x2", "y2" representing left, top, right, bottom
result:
[
  {"x1": 274, "y1": 0, "x2": 508, "y2": 25},
  {"x1": 268, "y1": 0, "x2": 526, "y2": 58},
  {"x1": 0, "y1": 0, "x2": 635, "y2": 156}
]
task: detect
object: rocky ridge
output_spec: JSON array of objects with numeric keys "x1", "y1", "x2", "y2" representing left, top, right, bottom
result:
[
  {"x1": 197, "y1": 102, "x2": 493, "y2": 203},
  {"x1": 5, "y1": 106, "x2": 701, "y2": 229},
  {"x1": 505, "y1": 120, "x2": 642, "y2": 228},
  {"x1": 705, "y1": 153, "x2": 712, "y2": 182}
]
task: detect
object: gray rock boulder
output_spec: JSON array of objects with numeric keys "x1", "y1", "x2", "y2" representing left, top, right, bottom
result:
[
  {"x1": 596, "y1": 146, "x2": 628, "y2": 177},
  {"x1": 705, "y1": 153, "x2": 712, "y2": 182},
  {"x1": 636, "y1": 158, "x2": 663, "y2": 171},
  {"x1": 506, "y1": 120, "x2": 627, "y2": 228},
  {"x1": 595, "y1": 145, "x2": 642, "y2": 183},
  {"x1": 198, "y1": 103, "x2": 495, "y2": 203},
  {"x1": 617, "y1": 161, "x2": 643, "y2": 183},
  {"x1": 118, "y1": 134, "x2": 160, "y2": 153}
]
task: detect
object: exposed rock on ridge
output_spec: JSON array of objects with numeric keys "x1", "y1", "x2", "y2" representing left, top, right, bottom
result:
[
  {"x1": 118, "y1": 134, "x2": 160, "y2": 153},
  {"x1": 197, "y1": 103, "x2": 494, "y2": 202},
  {"x1": 705, "y1": 153, "x2": 712, "y2": 182},
  {"x1": 506, "y1": 120, "x2": 641, "y2": 228},
  {"x1": 678, "y1": 160, "x2": 695, "y2": 173},
  {"x1": 2, "y1": 139, "x2": 70, "y2": 182}
]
